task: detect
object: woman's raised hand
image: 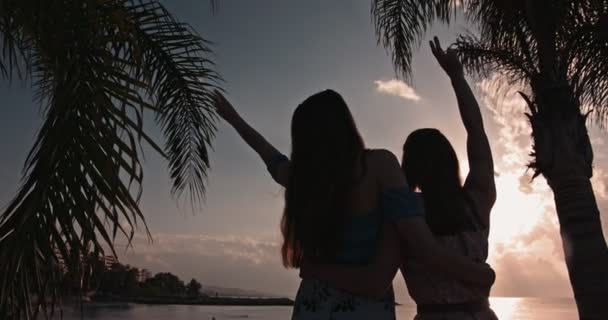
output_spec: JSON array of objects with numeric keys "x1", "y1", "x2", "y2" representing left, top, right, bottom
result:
[
  {"x1": 429, "y1": 36, "x2": 464, "y2": 79},
  {"x1": 213, "y1": 89, "x2": 241, "y2": 124}
]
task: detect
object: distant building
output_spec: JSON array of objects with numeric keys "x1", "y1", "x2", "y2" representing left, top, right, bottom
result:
[
  {"x1": 102, "y1": 255, "x2": 118, "y2": 270},
  {"x1": 51, "y1": 250, "x2": 153, "y2": 285},
  {"x1": 52, "y1": 248, "x2": 120, "y2": 273},
  {"x1": 53, "y1": 248, "x2": 67, "y2": 273},
  {"x1": 135, "y1": 268, "x2": 151, "y2": 283}
]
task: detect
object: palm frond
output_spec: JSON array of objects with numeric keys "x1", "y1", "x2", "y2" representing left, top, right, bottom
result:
[
  {"x1": 210, "y1": 0, "x2": 219, "y2": 14},
  {"x1": 372, "y1": 0, "x2": 608, "y2": 128},
  {"x1": 455, "y1": 34, "x2": 534, "y2": 85},
  {"x1": 443, "y1": 0, "x2": 608, "y2": 127},
  {"x1": 123, "y1": 0, "x2": 221, "y2": 202},
  {"x1": 0, "y1": 0, "x2": 30, "y2": 80},
  {"x1": 0, "y1": 0, "x2": 220, "y2": 317},
  {"x1": 465, "y1": 0, "x2": 527, "y2": 39},
  {"x1": 0, "y1": 1, "x2": 154, "y2": 316},
  {"x1": 562, "y1": 0, "x2": 608, "y2": 125},
  {"x1": 371, "y1": 0, "x2": 456, "y2": 81},
  {"x1": 465, "y1": 0, "x2": 539, "y2": 70}
]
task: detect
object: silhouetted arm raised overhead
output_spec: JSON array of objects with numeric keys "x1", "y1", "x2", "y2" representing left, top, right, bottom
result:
[
  {"x1": 213, "y1": 90, "x2": 289, "y2": 187},
  {"x1": 430, "y1": 37, "x2": 496, "y2": 227}
]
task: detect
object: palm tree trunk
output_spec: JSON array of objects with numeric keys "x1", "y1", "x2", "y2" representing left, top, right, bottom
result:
[
  {"x1": 528, "y1": 93, "x2": 608, "y2": 319},
  {"x1": 551, "y1": 176, "x2": 608, "y2": 319}
]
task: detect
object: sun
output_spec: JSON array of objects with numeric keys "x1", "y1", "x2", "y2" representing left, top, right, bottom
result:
[
  {"x1": 459, "y1": 160, "x2": 555, "y2": 248},
  {"x1": 489, "y1": 171, "x2": 550, "y2": 245}
]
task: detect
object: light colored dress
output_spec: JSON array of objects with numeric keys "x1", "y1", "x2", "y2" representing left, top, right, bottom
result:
[{"x1": 402, "y1": 193, "x2": 498, "y2": 320}]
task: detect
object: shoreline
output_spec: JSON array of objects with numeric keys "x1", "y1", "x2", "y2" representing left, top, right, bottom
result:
[{"x1": 92, "y1": 295, "x2": 294, "y2": 306}]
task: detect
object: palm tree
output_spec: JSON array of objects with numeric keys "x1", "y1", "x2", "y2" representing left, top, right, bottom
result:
[
  {"x1": 0, "y1": 0, "x2": 219, "y2": 317},
  {"x1": 372, "y1": 0, "x2": 608, "y2": 318}
]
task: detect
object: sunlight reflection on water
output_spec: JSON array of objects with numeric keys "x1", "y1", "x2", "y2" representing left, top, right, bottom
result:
[
  {"x1": 490, "y1": 297, "x2": 519, "y2": 319},
  {"x1": 488, "y1": 297, "x2": 576, "y2": 320},
  {"x1": 57, "y1": 297, "x2": 577, "y2": 320}
]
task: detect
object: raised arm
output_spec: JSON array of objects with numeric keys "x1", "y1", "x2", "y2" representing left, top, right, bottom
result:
[
  {"x1": 430, "y1": 37, "x2": 496, "y2": 227},
  {"x1": 375, "y1": 150, "x2": 494, "y2": 288},
  {"x1": 300, "y1": 223, "x2": 402, "y2": 299},
  {"x1": 213, "y1": 90, "x2": 289, "y2": 186}
]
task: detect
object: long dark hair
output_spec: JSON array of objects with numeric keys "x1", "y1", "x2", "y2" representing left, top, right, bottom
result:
[
  {"x1": 281, "y1": 90, "x2": 365, "y2": 268},
  {"x1": 402, "y1": 128, "x2": 473, "y2": 235}
]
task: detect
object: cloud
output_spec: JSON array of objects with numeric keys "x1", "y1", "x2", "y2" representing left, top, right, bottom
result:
[
  {"x1": 488, "y1": 204, "x2": 573, "y2": 297},
  {"x1": 591, "y1": 167, "x2": 608, "y2": 201},
  {"x1": 591, "y1": 135, "x2": 605, "y2": 147},
  {"x1": 476, "y1": 76, "x2": 532, "y2": 170},
  {"x1": 475, "y1": 74, "x2": 608, "y2": 297},
  {"x1": 120, "y1": 233, "x2": 280, "y2": 265},
  {"x1": 589, "y1": 129, "x2": 608, "y2": 201},
  {"x1": 476, "y1": 76, "x2": 568, "y2": 296},
  {"x1": 374, "y1": 79, "x2": 421, "y2": 101},
  {"x1": 518, "y1": 173, "x2": 534, "y2": 194},
  {"x1": 491, "y1": 249, "x2": 572, "y2": 297}
]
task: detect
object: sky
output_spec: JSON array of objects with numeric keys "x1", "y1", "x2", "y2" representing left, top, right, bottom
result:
[{"x1": 1, "y1": 0, "x2": 607, "y2": 303}]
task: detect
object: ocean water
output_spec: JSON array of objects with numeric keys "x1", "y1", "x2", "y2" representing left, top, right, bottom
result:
[{"x1": 57, "y1": 297, "x2": 577, "y2": 319}]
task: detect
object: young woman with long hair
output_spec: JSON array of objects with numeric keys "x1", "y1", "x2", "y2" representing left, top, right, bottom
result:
[
  {"x1": 303, "y1": 38, "x2": 498, "y2": 319},
  {"x1": 214, "y1": 80, "x2": 493, "y2": 319},
  {"x1": 399, "y1": 37, "x2": 498, "y2": 319}
]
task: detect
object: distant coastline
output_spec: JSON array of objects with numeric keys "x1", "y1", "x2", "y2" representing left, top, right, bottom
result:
[
  {"x1": 61, "y1": 258, "x2": 295, "y2": 307},
  {"x1": 92, "y1": 294, "x2": 294, "y2": 306}
]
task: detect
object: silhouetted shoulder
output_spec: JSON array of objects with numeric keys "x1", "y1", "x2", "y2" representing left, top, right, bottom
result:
[
  {"x1": 366, "y1": 149, "x2": 406, "y2": 189},
  {"x1": 366, "y1": 149, "x2": 399, "y2": 166}
]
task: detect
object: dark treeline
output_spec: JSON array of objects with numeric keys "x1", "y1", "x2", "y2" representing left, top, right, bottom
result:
[
  {"x1": 57, "y1": 252, "x2": 203, "y2": 301},
  {"x1": 95, "y1": 265, "x2": 202, "y2": 300},
  {"x1": 72, "y1": 259, "x2": 203, "y2": 300},
  {"x1": 68, "y1": 258, "x2": 293, "y2": 306}
]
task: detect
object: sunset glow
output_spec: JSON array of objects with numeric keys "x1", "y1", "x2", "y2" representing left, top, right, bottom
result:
[
  {"x1": 491, "y1": 297, "x2": 519, "y2": 320},
  {"x1": 1, "y1": 1, "x2": 606, "y2": 306},
  {"x1": 489, "y1": 172, "x2": 551, "y2": 245}
]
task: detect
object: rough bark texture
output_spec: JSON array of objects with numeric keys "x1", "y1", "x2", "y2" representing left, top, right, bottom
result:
[
  {"x1": 526, "y1": 88, "x2": 608, "y2": 319},
  {"x1": 552, "y1": 177, "x2": 608, "y2": 319}
]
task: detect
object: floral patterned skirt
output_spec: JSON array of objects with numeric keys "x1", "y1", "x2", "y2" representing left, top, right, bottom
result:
[
  {"x1": 292, "y1": 278, "x2": 396, "y2": 320},
  {"x1": 413, "y1": 309, "x2": 498, "y2": 320}
]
